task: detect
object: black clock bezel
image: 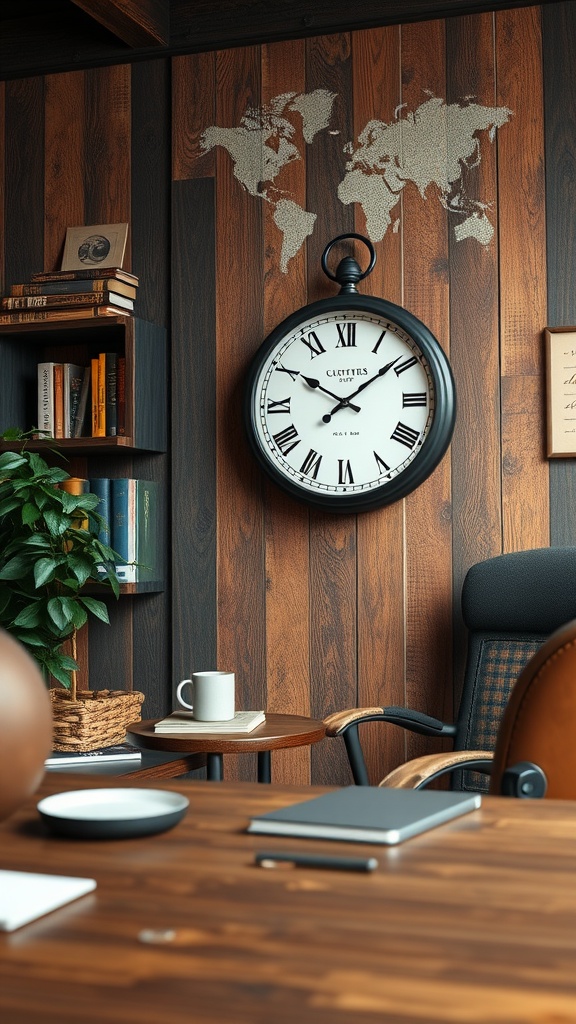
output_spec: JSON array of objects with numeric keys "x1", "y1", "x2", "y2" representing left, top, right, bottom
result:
[{"x1": 243, "y1": 293, "x2": 456, "y2": 513}]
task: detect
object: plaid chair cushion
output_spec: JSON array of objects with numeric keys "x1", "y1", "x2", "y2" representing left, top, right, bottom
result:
[{"x1": 459, "y1": 637, "x2": 545, "y2": 792}]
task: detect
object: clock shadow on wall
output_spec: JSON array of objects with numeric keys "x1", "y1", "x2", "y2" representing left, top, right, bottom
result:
[{"x1": 244, "y1": 234, "x2": 456, "y2": 513}]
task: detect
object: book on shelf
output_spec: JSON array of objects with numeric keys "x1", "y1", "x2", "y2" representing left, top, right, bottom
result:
[
  {"x1": 88, "y1": 477, "x2": 111, "y2": 544},
  {"x1": 71, "y1": 364, "x2": 92, "y2": 438},
  {"x1": 0, "y1": 305, "x2": 131, "y2": 325},
  {"x1": 10, "y1": 278, "x2": 137, "y2": 299},
  {"x1": 154, "y1": 710, "x2": 266, "y2": 734},
  {"x1": 37, "y1": 361, "x2": 56, "y2": 436},
  {"x1": 45, "y1": 743, "x2": 141, "y2": 768},
  {"x1": 63, "y1": 362, "x2": 86, "y2": 438},
  {"x1": 1, "y1": 291, "x2": 134, "y2": 311},
  {"x1": 31, "y1": 266, "x2": 138, "y2": 286},
  {"x1": 53, "y1": 362, "x2": 64, "y2": 438},
  {"x1": 109, "y1": 478, "x2": 160, "y2": 583},
  {"x1": 117, "y1": 355, "x2": 126, "y2": 435},
  {"x1": 105, "y1": 351, "x2": 118, "y2": 436},
  {"x1": 246, "y1": 786, "x2": 482, "y2": 846},
  {"x1": 58, "y1": 477, "x2": 89, "y2": 528}
]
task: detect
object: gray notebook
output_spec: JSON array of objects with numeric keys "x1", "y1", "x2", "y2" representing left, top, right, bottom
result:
[{"x1": 247, "y1": 786, "x2": 481, "y2": 845}]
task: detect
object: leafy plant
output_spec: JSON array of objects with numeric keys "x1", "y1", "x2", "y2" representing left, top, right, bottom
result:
[{"x1": 0, "y1": 429, "x2": 121, "y2": 687}]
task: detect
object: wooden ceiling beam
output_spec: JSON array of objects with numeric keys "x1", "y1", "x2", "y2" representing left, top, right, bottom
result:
[{"x1": 70, "y1": 0, "x2": 170, "y2": 48}]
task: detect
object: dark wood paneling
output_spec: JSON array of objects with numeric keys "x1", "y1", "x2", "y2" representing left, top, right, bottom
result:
[
  {"x1": 543, "y1": 2, "x2": 576, "y2": 546},
  {"x1": 0, "y1": 1, "x2": 542, "y2": 81},
  {"x1": 261, "y1": 37, "x2": 312, "y2": 786},
  {"x1": 401, "y1": 18, "x2": 453, "y2": 759},
  {"x1": 131, "y1": 58, "x2": 170, "y2": 326},
  {"x1": 44, "y1": 72, "x2": 86, "y2": 271},
  {"x1": 171, "y1": 178, "x2": 217, "y2": 694},
  {"x1": 4, "y1": 78, "x2": 44, "y2": 283},
  {"x1": 352, "y1": 26, "x2": 406, "y2": 782},
  {"x1": 496, "y1": 6, "x2": 549, "y2": 551},
  {"x1": 214, "y1": 46, "x2": 266, "y2": 780},
  {"x1": 447, "y1": 13, "x2": 502, "y2": 704},
  {"x1": 305, "y1": 32, "x2": 357, "y2": 787},
  {"x1": 83, "y1": 65, "x2": 132, "y2": 241},
  {"x1": 172, "y1": 51, "x2": 216, "y2": 181}
]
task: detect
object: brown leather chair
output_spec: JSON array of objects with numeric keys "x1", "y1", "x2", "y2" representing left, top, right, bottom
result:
[{"x1": 380, "y1": 616, "x2": 576, "y2": 799}]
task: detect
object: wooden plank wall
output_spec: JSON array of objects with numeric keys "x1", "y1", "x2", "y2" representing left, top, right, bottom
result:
[{"x1": 0, "y1": 4, "x2": 571, "y2": 784}]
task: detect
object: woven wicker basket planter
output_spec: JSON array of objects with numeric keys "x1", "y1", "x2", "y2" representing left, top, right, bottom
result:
[{"x1": 50, "y1": 688, "x2": 145, "y2": 752}]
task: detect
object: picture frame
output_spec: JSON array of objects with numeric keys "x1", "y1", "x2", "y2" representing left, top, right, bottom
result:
[
  {"x1": 60, "y1": 223, "x2": 129, "y2": 272},
  {"x1": 545, "y1": 327, "x2": 576, "y2": 457}
]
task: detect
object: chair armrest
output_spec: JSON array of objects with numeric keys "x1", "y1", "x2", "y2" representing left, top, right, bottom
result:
[
  {"x1": 379, "y1": 750, "x2": 494, "y2": 790},
  {"x1": 324, "y1": 706, "x2": 456, "y2": 738}
]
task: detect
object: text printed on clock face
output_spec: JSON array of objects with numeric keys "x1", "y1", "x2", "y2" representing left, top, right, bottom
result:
[{"x1": 254, "y1": 311, "x2": 435, "y2": 495}]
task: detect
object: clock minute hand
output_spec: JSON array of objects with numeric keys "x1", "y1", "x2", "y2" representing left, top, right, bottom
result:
[
  {"x1": 323, "y1": 357, "x2": 401, "y2": 422},
  {"x1": 302, "y1": 376, "x2": 361, "y2": 413}
]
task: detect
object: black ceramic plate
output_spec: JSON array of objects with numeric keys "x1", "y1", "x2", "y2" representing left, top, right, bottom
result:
[{"x1": 37, "y1": 788, "x2": 189, "y2": 839}]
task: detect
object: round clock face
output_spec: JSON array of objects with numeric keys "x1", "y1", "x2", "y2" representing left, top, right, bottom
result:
[{"x1": 244, "y1": 296, "x2": 456, "y2": 512}]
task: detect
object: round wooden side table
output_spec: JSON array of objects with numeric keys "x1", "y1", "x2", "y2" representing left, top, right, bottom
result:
[{"x1": 127, "y1": 713, "x2": 326, "y2": 782}]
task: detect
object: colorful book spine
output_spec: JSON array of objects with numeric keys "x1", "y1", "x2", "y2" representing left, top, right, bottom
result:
[
  {"x1": 109, "y1": 479, "x2": 158, "y2": 584},
  {"x1": 88, "y1": 478, "x2": 111, "y2": 545},
  {"x1": 91, "y1": 358, "x2": 99, "y2": 436},
  {"x1": 97, "y1": 352, "x2": 106, "y2": 436},
  {"x1": 10, "y1": 279, "x2": 137, "y2": 298},
  {"x1": 58, "y1": 478, "x2": 89, "y2": 529},
  {"x1": 37, "y1": 362, "x2": 56, "y2": 436},
  {"x1": 105, "y1": 352, "x2": 118, "y2": 437},
  {"x1": 0, "y1": 305, "x2": 131, "y2": 325},
  {"x1": 64, "y1": 363, "x2": 86, "y2": 439},
  {"x1": 71, "y1": 365, "x2": 91, "y2": 438},
  {"x1": 53, "y1": 363, "x2": 64, "y2": 438},
  {"x1": 117, "y1": 355, "x2": 126, "y2": 436},
  {"x1": 1, "y1": 291, "x2": 134, "y2": 311},
  {"x1": 111, "y1": 478, "x2": 130, "y2": 566},
  {"x1": 30, "y1": 267, "x2": 138, "y2": 286}
]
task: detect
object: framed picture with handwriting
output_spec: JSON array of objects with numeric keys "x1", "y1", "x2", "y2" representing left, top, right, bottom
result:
[{"x1": 545, "y1": 327, "x2": 576, "y2": 457}]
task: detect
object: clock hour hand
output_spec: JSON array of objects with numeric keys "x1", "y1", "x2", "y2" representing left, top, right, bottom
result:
[
  {"x1": 301, "y1": 376, "x2": 361, "y2": 413},
  {"x1": 322, "y1": 357, "x2": 401, "y2": 422}
]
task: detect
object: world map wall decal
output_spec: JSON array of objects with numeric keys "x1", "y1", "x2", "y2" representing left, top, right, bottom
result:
[{"x1": 200, "y1": 90, "x2": 513, "y2": 272}]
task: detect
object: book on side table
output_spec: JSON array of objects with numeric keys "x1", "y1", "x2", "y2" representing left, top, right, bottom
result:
[
  {"x1": 247, "y1": 786, "x2": 481, "y2": 846},
  {"x1": 154, "y1": 711, "x2": 266, "y2": 734},
  {"x1": 45, "y1": 743, "x2": 141, "y2": 768}
]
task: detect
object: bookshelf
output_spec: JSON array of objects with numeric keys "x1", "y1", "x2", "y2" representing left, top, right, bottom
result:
[
  {"x1": 0, "y1": 314, "x2": 167, "y2": 596},
  {"x1": 0, "y1": 315, "x2": 166, "y2": 453}
]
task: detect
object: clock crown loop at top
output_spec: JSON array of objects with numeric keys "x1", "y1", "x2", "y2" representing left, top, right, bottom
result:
[{"x1": 321, "y1": 233, "x2": 377, "y2": 294}]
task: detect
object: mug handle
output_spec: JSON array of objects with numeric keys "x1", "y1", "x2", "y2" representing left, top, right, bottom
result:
[{"x1": 176, "y1": 678, "x2": 194, "y2": 711}]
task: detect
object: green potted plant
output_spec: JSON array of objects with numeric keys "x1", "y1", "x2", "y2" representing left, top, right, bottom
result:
[{"x1": 0, "y1": 429, "x2": 143, "y2": 750}]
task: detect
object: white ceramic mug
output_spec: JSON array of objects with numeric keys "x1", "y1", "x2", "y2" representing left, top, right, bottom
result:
[{"x1": 176, "y1": 671, "x2": 235, "y2": 721}]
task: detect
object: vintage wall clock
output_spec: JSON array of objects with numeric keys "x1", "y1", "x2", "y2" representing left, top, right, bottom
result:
[{"x1": 244, "y1": 234, "x2": 456, "y2": 513}]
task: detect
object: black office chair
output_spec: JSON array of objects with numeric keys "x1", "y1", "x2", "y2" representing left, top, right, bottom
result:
[
  {"x1": 325, "y1": 547, "x2": 576, "y2": 790},
  {"x1": 379, "y1": 615, "x2": 576, "y2": 799}
]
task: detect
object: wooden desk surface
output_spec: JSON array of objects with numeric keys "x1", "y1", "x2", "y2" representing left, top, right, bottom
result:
[{"x1": 2, "y1": 774, "x2": 576, "y2": 1023}]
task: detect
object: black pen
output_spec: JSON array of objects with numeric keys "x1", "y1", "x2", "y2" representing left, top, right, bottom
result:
[{"x1": 255, "y1": 851, "x2": 378, "y2": 872}]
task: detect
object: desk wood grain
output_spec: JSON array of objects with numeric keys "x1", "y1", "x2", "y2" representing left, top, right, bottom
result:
[{"x1": 2, "y1": 775, "x2": 576, "y2": 1023}]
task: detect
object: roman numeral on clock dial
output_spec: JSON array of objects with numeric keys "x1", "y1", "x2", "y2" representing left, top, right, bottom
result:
[
  {"x1": 301, "y1": 331, "x2": 325, "y2": 358},
  {"x1": 266, "y1": 397, "x2": 291, "y2": 414},
  {"x1": 402, "y1": 392, "x2": 426, "y2": 407},
  {"x1": 335, "y1": 322, "x2": 356, "y2": 347},
  {"x1": 390, "y1": 421, "x2": 420, "y2": 449},
  {"x1": 338, "y1": 459, "x2": 354, "y2": 484},
  {"x1": 300, "y1": 449, "x2": 322, "y2": 479},
  {"x1": 273, "y1": 423, "x2": 300, "y2": 455}
]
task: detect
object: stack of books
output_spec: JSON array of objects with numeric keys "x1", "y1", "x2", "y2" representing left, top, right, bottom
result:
[
  {"x1": 89, "y1": 477, "x2": 161, "y2": 584},
  {"x1": 0, "y1": 267, "x2": 138, "y2": 324},
  {"x1": 37, "y1": 350, "x2": 126, "y2": 439},
  {"x1": 154, "y1": 711, "x2": 266, "y2": 734}
]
